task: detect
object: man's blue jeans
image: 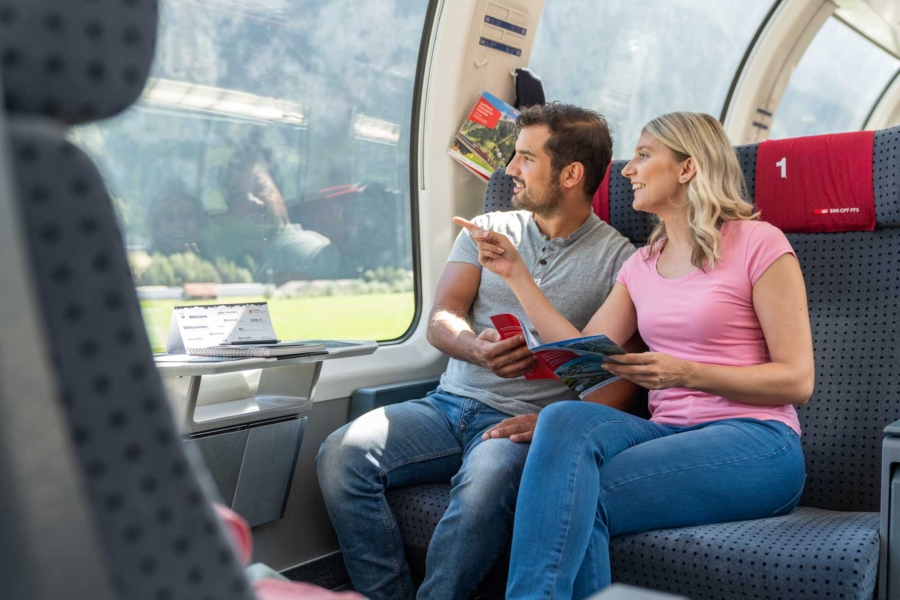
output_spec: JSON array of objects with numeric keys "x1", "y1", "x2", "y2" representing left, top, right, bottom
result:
[
  {"x1": 316, "y1": 389, "x2": 529, "y2": 600},
  {"x1": 506, "y1": 402, "x2": 806, "y2": 600}
]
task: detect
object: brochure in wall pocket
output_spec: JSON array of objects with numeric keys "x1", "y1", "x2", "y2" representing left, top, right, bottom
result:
[{"x1": 448, "y1": 91, "x2": 520, "y2": 181}]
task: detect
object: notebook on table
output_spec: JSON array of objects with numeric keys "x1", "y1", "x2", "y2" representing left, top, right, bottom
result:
[
  {"x1": 164, "y1": 302, "x2": 326, "y2": 359},
  {"x1": 186, "y1": 340, "x2": 326, "y2": 358}
]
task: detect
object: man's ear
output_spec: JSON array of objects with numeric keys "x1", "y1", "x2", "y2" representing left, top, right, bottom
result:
[{"x1": 560, "y1": 162, "x2": 586, "y2": 191}]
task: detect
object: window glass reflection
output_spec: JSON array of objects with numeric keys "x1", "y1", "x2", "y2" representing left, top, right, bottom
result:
[
  {"x1": 770, "y1": 18, "x2": 900, "y2": 139},
  {"x1": 529, "y1": 0, "x2": 776, "y2": 158},
  {"x1": 71, "y1": 0, "x2": 429, "y2": 350}
]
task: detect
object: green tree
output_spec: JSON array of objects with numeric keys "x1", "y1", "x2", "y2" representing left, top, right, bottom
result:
[
  {"x1": 168, "y1": 252, "x2": 221, "y2": 284},
  {"x1": 215, "y1": 257, "x2": 254, "y2": 284},
  {"x1": 136, "y1": 253, "x2": 177, "y2": 287}
]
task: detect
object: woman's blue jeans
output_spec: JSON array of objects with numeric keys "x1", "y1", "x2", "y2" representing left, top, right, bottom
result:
[{"x1": 506, "y1": 401, "x2": 806, "y2": 600}]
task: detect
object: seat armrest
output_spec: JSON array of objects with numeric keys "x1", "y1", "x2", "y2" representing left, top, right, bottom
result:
[
  {"x1": 879, "y1": 431, "x2": 900, "y2": 599},
  {"x1": 349, "y1": 378, "x2": 440, "y2": 421}
]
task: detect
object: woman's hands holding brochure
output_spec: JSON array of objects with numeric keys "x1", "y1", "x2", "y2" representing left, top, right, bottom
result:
[
  {"x1": 454, "y1": 217, "x2": 525, "y2": 280},
  {"x1": 602, "y1": 352, "x2": 692, "y2": 390}
]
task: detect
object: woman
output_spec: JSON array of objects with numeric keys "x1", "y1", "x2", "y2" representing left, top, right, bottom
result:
[{"x1": 455, "y1": 112, "x2": 813, "y2": 599}]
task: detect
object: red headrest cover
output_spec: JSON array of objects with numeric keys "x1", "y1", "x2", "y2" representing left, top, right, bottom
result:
[
  {"x1": 755, "y1": 131, "x2": 875, "y2": 233},
  {"x1": 593, "y1": 166, "x2": 611, "y2": 224}
]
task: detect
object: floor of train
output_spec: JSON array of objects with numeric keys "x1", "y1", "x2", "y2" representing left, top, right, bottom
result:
[{"x1": 284, "y1": 552, "x2": 500, "y2": 599}]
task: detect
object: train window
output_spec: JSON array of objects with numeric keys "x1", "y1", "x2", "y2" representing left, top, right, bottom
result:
[
  {"x1": 770, "y1": 17, "x2": 900, "y2": 139},
  {"x1": 529, "y1": 0, "x2": 777, "y2": 158},
  {"x1": 70, "y1": 0, "x2": 431, "y2": 351}
]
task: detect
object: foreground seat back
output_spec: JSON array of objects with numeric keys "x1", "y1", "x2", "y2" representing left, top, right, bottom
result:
[{"x1": 0, "y1": 1, "x2": 256, "y2": 598}]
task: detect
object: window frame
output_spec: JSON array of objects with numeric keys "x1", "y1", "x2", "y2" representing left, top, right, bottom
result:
[
  {"x1": 864, "y1": 66, "x2": 900, "y2": 130},
  {"x1": 387, "y1": 0, "x2": 443, "y2": 345},
  {"x1": 77, "y1": 0, "x2": 443, "y2": 348},
  {"x1": 768, "y1": 14, "x2": 900, "y2": 140},
  {"x1": 719, "y1": 0, "x2": 784, "y2": 122}
]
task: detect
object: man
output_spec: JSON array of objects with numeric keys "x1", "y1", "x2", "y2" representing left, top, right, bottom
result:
[
  {"x1": 316, "y1": 103, "x2": 637, "y2": 600},
  {"x1": 220, "y1": 147, "x2": 348, "y2": 282}
]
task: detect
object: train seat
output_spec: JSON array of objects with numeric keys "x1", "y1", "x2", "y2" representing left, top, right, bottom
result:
[
  {"x1": 0, "y1": 1, "x2": 326, "y2": 599},
  {"x1": 383, "y1": 127, "x2": 900, "y2": 599}
]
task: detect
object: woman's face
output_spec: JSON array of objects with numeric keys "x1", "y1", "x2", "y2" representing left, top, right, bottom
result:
[{"x1": 621, "y1": 133, "x2": 687, "y2": 216}]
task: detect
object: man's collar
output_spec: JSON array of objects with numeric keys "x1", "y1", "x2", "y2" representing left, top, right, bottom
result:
[{"x1": 528, "y1": 211, "x2": 600, "y2": 247}]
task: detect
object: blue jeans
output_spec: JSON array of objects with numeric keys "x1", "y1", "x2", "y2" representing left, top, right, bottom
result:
[
  {"x1": 506, "y1": 402, "x2": 806, "y2": 600},
  {"x1": 316, "y1": 389, "x2": 529, "y2": 600}
]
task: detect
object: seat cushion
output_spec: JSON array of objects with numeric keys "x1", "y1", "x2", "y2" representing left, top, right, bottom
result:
[
  {"x1": 610, "y1": 506, "x2": 879, "y2": 600},
  {"x1": 387, "y1": 484, "x2": 879, "y2": 600},
  {"x1": 387, "y1": 483, "x2": 452, "y2": 551}
]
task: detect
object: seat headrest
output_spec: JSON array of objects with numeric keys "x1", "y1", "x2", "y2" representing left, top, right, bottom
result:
[
  {"x1": 755, "y1": 131, "x2": 877, "y2": 233},
  {"x1": 595, "y1": 161, "x2": 656, "y2": 245},
  {"x1": 600, "y1": 124, "x2": 900, "y2": 242},
  {"x1": 0, "y1": 0, "x2": 158, "y2": 125},
  {"x1": 483, "y1": 166, "x2": 517, "y2": 213},
  {"x1": 873, "y1": 125, "x2": 900, "y2": 227},
  {"x1": 748, "y1": 126, "x2": 900, "y2": 231}
]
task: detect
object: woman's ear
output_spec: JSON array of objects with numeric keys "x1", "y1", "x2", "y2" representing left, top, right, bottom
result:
[{"x1": 679, "y1": 157, "x2": 697, "y2": 184}]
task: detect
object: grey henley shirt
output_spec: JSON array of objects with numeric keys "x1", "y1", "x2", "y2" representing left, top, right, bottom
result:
[{"x1": 438, "y1": 209, "x2": 636, "y2": 416}]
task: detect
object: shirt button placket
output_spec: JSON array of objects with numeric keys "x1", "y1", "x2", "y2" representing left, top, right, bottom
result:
[
  {"x1": 536, "y1": 244, "x2": 556, "y2": 279},
  {"x1": 533, "y1": 242, "x2": 548, "y2": 280}
]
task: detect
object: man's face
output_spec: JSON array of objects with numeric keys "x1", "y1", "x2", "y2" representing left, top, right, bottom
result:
[{"x1": 505, "y1": 125, "x2": 563, "y2": 217}]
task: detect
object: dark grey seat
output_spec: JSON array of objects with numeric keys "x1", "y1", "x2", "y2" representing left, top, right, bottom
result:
[
  {"x1": 388, "y1": 491, "x2": 880, "y2": 599},
  {"x1": 385, "y1": 127, "x2": 900, "y2": 599},
  {"x1": 0, "y1": 1, "x2": 258, "y2": 599}
]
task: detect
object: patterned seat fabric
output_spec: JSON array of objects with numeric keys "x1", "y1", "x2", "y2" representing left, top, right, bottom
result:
[
  {"x1": 609, "y1": 508, "x2": 879, "y2": 600},
  {"x1": 1, "y1": 1, "x2": 257, "y2": 599},
  {"x1": 483, "y1": 167, "x2": 517, "y2": 213},
  {"x1": 386, "y1": 484, "x2": 452, "y2": 551},
  {"x1": 388, "y1": 487, "x2": 879, "y2": 600},
  {"x1": 392, "y1": 127, "x2": 900, "y2": 599}
]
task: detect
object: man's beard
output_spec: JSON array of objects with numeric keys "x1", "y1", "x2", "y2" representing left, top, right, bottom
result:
[{"x1": 511, "y1": 176, "x2": 564, "y2": 217}]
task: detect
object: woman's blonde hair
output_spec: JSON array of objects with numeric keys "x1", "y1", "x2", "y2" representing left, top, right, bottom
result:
[{"x1": 642, "y1": 112, "x2": 758, "y2": 269}]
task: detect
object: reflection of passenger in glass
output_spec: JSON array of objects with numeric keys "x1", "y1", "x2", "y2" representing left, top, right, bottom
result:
[
  {"x1": 221, "y1": 148, "x2": 347, "y2": 283},
  {"x1": 149, "y1": 185, "x2": 207, "y2": 255}
]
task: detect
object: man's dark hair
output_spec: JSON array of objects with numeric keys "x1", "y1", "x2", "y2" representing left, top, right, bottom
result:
[
  {"x1": 515, "y1": 103, "x2": 613, "y2": 197},
  {"x1": 223, "y1": 143, "x2": 278, "y2": 211}
]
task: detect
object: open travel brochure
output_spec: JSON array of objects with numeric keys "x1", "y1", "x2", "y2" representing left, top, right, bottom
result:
[
  {"x1": 448, "y1": 91, "x2": 520, "y2": 181},
  {"x1": 490, "y1": 313, "x2": 627, "y2": 399}
]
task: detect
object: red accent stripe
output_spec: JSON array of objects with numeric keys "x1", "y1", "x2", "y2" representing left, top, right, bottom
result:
[{"x1": 593, "y1": 166, "x2": 611, "y2": 223}]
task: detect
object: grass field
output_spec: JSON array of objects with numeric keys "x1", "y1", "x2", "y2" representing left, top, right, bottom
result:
[{"x1": 141, "y1": 293, "x2": 416, "y2": 352}]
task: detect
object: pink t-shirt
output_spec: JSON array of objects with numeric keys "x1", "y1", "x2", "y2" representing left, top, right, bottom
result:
[{"x1": 616, "y1": 220, "x2": 801, "y2": 434}]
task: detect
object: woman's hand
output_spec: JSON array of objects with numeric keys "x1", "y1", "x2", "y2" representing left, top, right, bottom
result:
[
  {"x1": 453, "y1": 217, "x2": 525, "y2": 279},
  {"x1": 602, "y1": 352, "x2": 694, "y2": 390}
]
